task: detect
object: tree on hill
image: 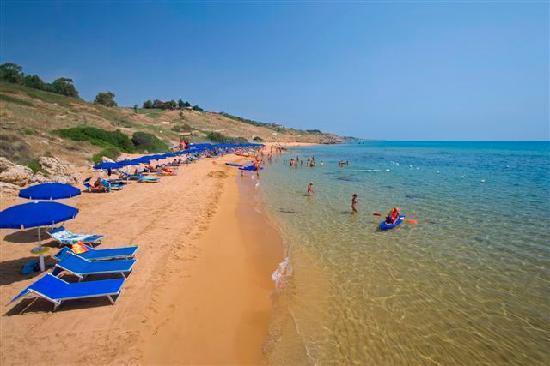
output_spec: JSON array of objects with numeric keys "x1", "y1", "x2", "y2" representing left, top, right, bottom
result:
[
  {"x1": 22, "y1": 74, "x2": 46, "y2": 90},
  {"x1": 0, "y1": 63, "x2": 81, "y2": 98},
  {"x1": 94, "y1": 92, "x2": 117, "y2": 107},
  {"x1": 192, "y1": 105, "x2": 203, "y2": 111},
  {"x1": 51, "y1": 77, "x2": 79, "y2": 97},
  {"x1": 0, "y1": 63, "x2": 23, "y2": 83},
  {"x1": 144, "y1": 98, "x2": 196, "y2": 111},
  {"x1": 166, "y1": 99, "x2": 176, "y2": 110}
]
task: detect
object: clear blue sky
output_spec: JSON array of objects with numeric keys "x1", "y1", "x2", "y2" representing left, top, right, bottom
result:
[{"x1": 1, "y1": 1, "x2": 548, "y2": 140}]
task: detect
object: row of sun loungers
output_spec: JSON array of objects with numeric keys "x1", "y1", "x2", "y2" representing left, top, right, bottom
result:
[
  {"x1": 11, "y1": 227, "x2": 139, "y2": 312},
  {"x1": 83, "y1": 163, "x2": 180, "y2": 193}
]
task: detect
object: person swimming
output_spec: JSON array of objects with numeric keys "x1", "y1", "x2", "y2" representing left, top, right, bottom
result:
[{"x1": 385, "y1": 207, "x2": 401, "y2": 224}]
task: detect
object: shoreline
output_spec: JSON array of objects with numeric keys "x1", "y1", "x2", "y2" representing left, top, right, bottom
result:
[
  {"x1": 0, "y1": 153, "x2": 284, "y2": 365},
  {"x1": 142, "y1": 162, "x2": 284, "y2": 364}
]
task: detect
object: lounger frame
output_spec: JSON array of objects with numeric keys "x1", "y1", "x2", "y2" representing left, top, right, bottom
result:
[
  {"x1": 53, "y1": 260, "x2": 137, "y2": 280},
  {"x1": 21, "y1": 288, "x2": 120, "y2": 311}
]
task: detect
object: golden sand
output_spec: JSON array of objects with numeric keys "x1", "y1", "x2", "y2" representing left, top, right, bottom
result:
[{"x1": 0, "y1": 153, "x2": 283, "y2": 365}]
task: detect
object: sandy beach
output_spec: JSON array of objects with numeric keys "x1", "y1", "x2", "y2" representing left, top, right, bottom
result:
[{"x1": 0, "y1": 152, "x2": 283, "y2": 365}]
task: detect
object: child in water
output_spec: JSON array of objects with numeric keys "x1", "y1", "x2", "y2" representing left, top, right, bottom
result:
[
  {"x1": 385, "y1": 207, "x2": 400, "y2": 224},
  {"x1": 307, "y1": 182, "x2": 314, "y2": 196},
  {"x1": 351, "y1": 194, "x2": 358, "y2": 214}
]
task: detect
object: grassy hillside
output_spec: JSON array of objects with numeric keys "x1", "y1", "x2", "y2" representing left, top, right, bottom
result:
[{"x1": 0, "y1": 82, "x2": 344, "y2": 166}]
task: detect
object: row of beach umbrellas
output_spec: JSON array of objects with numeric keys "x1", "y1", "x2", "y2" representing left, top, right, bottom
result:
[
  {"x1": 0, "y1": 183, "x2": 81, "y2": 271},
  {"x1": 93, "y1": 142, "x2": 263, "y2": 170},
  {"x1": 1, "y1": 142, "x2": 263, "y2": 272}
]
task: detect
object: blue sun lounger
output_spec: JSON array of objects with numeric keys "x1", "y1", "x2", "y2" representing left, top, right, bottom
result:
[
  {"x1": 138, "y1": 175, "x2": 159, "y2": 183},
  {"x1": 47, "y1": 226, "x2": 103, "y2": 246},
  {"x1": 119, "y1": 172, "x2": 141, "y2": 181},
  {"x1": 10, "y1": 273, "x2": 125, "y2": 311},
  {"x1": 53, "y1": 253, "x2": 136, "y2": 280},
  {"x1": 54, "y1": 244, "x2": 138, "y2": 261}
]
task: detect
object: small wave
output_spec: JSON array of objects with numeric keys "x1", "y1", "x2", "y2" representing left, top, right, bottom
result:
[{"x1": 351, "y1": 169, "x2": 381, "y2": 172}]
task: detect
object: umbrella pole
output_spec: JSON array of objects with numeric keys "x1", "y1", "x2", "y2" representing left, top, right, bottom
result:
[{"x1": 38, "y1": 226, "x2": 45, "y2": 272}]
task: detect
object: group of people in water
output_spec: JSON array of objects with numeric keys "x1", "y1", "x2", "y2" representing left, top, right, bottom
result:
[
  {"x1": 287, "y1": 154, "x2": 401, "y2": 222},
  {"x1": 289, "y1": 155, "x2": 324, "y2": 168}
]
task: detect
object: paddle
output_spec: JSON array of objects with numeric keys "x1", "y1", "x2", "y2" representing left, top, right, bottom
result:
[{"x1": 373, "y1": 212, "x2": 418, "y2": 224}]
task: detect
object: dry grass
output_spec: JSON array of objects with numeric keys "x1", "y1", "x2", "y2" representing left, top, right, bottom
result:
[{"x1": 0, "y1": 81, "x2": 341, "y2": 165}]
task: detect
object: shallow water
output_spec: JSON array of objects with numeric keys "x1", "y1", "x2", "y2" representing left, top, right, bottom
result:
[{"x1": 260, "y1": 142, "x2": 550, "y2": 365}]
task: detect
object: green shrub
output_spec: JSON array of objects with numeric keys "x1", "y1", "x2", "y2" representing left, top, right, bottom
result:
[
  {"x1": 206, "y1": 131, "x2": 247, "y2": 143},
  {"x1": 53, "y1": 126, "x2": 135, "y2": 152},
  {"x1": 22, "y1": 128, "x2": 36, "y2": 135},
  {"x1": 92, "y1": 146, "x2": 120, "y2": 164},
  {"x1": 206, "y1": 131, "x2": 227, "y2": 142},
  {"x1": 131, "y1": 131, "x2": 169, "y2": 153},
  {"x1": 26, "y1": 158, "x2": 43, "y2": 174}
]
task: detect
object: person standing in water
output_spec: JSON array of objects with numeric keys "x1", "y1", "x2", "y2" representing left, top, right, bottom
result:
[
  {"x1": 351, "y1": 194, "x2": 358, "y2": 214},
  {"x1": 307, "y1": 182, "x2": 314, "y2": 196}
]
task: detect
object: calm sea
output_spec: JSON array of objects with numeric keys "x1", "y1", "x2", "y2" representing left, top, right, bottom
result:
[{"x1": 258, "y1": 141, "x2": 549, "y2": 365}]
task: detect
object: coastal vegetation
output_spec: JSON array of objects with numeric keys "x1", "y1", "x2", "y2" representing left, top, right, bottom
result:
[
  {"x1": 206, "y1": 131, "x2": 247, "y2": 143},
  {"x1": 0, "y1": 62, "x2": 79, "y2": 98},
  {"x1": 53, "y1": 126, "x2": 169, "y2": 159},
  {"x1": 131, "y1": 131, "x2": 169, "y2": 152},
  {"x1": 92, "y1": 147, "x2": 121, "y2": 163},
  {"x1": 218, "y1": 112, "x2": 283, "y2": 130},
  {"x1": 53, "y1": 126, "x2": 135, "y2": 152},
  {"x1": 94, "y1": 92, "x2": 117, "y2": 107},
  {"x1": 142, "y1": 98, "x2": 203, "y2": 111}
]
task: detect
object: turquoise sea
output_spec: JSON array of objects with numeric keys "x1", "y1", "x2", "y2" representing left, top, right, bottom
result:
[{"x1": 259, "y1": 141, "x2": 549, "y2": 365}]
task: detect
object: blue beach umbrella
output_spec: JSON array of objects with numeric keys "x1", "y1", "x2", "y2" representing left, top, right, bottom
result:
[
  {"x1": 19, "y1": 183, "x2": 81, "y2": 200},
  {"x1": 117, "y1": 159, "x2": 141, "y2": 167},
  {"x1": 0, "y1": 201, "x2": 79, "y2": 230},
  {"x1": 0, "y1": 201, "x2": 78, "y2": 271},
  {"x1": 93, "y1": 162, "x2": 120, "y2": 170}
]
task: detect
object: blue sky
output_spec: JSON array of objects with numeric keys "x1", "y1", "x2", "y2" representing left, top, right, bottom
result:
[{"x1": 1, "y1": 1, "x2": 548, "y2": 140}]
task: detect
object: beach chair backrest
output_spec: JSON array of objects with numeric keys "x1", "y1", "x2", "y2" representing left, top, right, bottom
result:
[
  {"x1": 54, "y1": 247, "x2": 73, "y2": 261},
  {"x1": 48, "y1": 226, "x2": 66, "y2": 235},
  {"x1": 11, "y1": 274, "x2": 67, "y2": 303}
]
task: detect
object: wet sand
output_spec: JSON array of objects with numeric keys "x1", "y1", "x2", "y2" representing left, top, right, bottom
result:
[{"x1": 0, "y1": 154, "x2": 282, "y2": 365}]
